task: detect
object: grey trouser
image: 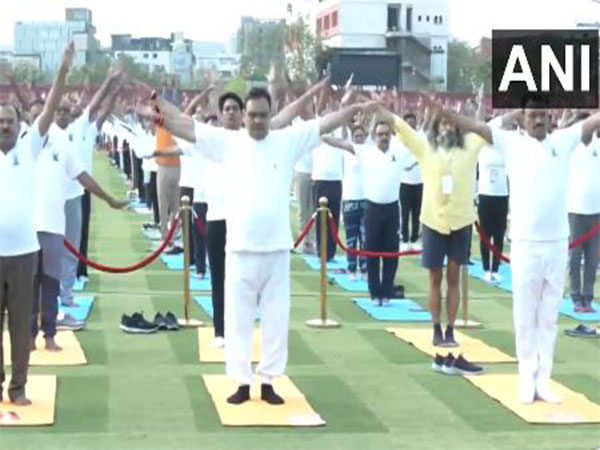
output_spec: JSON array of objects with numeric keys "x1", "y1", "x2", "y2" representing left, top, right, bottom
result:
[
  {"x1": 157, "y1": 166, "x2": 181, "y2": 239},
  {"x1": 569, "y1": 213, "x2": 600, "y2": 300},
  {"x1": 61, "y1": 196, "x2": 82, "y2": 303},
  {"x1": 32, "y1": 232, "x2": 63, "y2": 339},
  {"x1": 0, "y1": 252, "x2": 37, "y2": 400},
  {"x1": 294, "y1": 171, "x2": 315, "y2": 249}
]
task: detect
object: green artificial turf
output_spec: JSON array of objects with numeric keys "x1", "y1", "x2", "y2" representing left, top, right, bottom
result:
[{"x1": 2, "y1": 152, "x2": 598, "y2": 449}]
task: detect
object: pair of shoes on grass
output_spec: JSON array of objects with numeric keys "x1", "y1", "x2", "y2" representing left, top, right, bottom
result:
[{"x1": 120, "y1": 312, "x2": 179, "y2": 333}]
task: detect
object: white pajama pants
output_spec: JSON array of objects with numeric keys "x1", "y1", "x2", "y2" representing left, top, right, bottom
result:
[
  {"x1": 511, "y1": 239, "x2": 568, "y2": 392},
  {"x1": 224, "y1": 250, "x2": 291, "y2": 385}
]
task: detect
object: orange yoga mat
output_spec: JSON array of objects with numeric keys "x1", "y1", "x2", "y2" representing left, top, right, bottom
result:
[
  {"x1": 0, "y1": 375, "x2": 57, "y2": 426},
  {"x1": 203, "y1": 375, "x2": 325, "y2": 427},
  {"x1": 3, "y1": 330, "x2": 86, "y2": 366},
  {"x1": 466, "y1": 374, "x2": 600, "y2": 424}
]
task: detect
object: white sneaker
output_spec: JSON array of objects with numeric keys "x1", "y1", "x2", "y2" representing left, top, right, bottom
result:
[
  {"x1": 381, "y1": 298, "x2": 391, "y2": 307},
  {"x1": 536, "y1": 386, "x2": 562, "y2": 404},
  {"x1": 370, "y1": 298, "x2": 380, "y2": 306},
  {"x1": 348, "y1": 272, "x2": 358, "y2": 281},
  {"x1": 400, "y1": 242, "x2": 409, "y2": 252},
  {"x1": 412, "y1": 241, "x2": 422, "y2": 251},
  {"x1": 491, "y1": 272, "x2": 502, "y2": 284},
  {"x1": 78, "y1": 275, "x2": 89, "y2": 283},
  {"x1": 483, "y1": 271, "x2": 493, "y2": 283},
  {"x1": 209, "y1": 337, "x2": 225, "y2": 349},
  {"x1": 360, "y1": 273, "x2": 368, "y2": 282}
]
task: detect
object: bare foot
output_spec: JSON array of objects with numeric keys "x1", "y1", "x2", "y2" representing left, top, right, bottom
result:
[
  {"x1": 44, "y1": 337, "x2": 63, "y2": 352},
  {"x1": 11, "y1": 396, "x2": 32, "y2": 406}
]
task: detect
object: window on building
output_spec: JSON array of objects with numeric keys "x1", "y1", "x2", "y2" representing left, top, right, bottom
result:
[
  {"x1": 418, "y1": 15, "x2": 422, "y2": 22},
  {"x1": 324, "y1": 14, "x2": 330, "y2": 29},
  {"x1": 143, "y1": 53, "x2": 148, "y2": 58},
  {"x1": 153, "y1": 53, "x2": 157, "y2": 58},
  {"x1": 387, "y1": 4, "x2": 401, "y2": 31},
  {"x1": 406, "y1": 6, "x2": 413, "y2": 31},
  {"x1": 332, "y1": 11, "x2": 338, "y2": 27},
  {"x1": 317, "y1": 17, "x2": 322, "y2": 32},
  {"x1": 426, "y1": 15, "x2": 430, "y2": 22},
  {"x1": 439, "y1": 16, "x2": 443, "y2": 24}
]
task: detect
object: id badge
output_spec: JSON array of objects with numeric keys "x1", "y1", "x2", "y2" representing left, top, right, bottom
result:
[{"x1": 442, "y1": 174, "x2": 454, "y2": 195}]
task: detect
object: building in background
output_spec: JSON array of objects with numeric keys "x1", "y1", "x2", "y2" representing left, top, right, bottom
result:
[
  {"x1": 237, "y1": 16, "x2": 286, "y2": 76},
  {"x1": 111, "y1": 32, "x2": 195, "y2": 84},
  {"x1": 14, "y1": 8, "x2": 98, "y2": 74},
  {"x1": 193, "y1": 41, "x2": 240, "y2": 79},
  {"x1": 314, "y1": 0, "x2": 449, "y2": 90}
]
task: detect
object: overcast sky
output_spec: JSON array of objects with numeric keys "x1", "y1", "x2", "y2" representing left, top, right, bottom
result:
[{"x1": 0, "y1": 0, "x2": 597, "y2": 49}]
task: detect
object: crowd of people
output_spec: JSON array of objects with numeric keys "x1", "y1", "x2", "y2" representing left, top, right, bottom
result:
[{"x1": 0, "y1": 43, "x2": 599, "y2": 407}]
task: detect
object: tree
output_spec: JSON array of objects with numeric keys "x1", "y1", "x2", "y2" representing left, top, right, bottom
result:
[
  {"x1": 284, "y1": 18, "x2": 322, "y2": 93},
  {"x1": 224, "y1": 75, "x2": 248, "y2": 98},
  {"x1": 447, "y1": 39, "x2": 491, "y2": 93},
  {"x1": 239, "y1": 19, "x2": 286, "y2": 78}
]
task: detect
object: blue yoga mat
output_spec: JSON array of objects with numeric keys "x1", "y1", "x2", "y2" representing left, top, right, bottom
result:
[
  {"x1": 73, "y1": 278, "x2": 87, "y2": 292},
  {"x1": 160, "y1": 253, "x2": 197, "y2": 271},
  {"x1": 353, "y1": 298, "x2": 432, "y2": 322},
  {"x1": 560, "y1": 298, "x2": 600, "y2": 322},
  {"x1": 190, "y1": 275, "x2": 211, "y2": 291},
  {"x1": 59, "y1": 296, "x2": 95, "y2": 322},
  {"x1": 330, "y1": 273, "x2": 368, "y2": 292},
  {"x1": 302, "y1": 255, "x2": 347, "y2": 271},
  {"x1": 468, "y1": 261, "x2": 513, "y2": 292},
  {"x1": 129, "y1": 200, "x2": 152, "y2": 214}
]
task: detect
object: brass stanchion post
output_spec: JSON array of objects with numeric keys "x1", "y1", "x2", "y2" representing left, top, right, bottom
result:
[
  {"x1": 306, "y1": 197, "x2": 340, "y2": 329},
  {"x1": 455, "y1": 264, "x2": 482, "y2": 328}
]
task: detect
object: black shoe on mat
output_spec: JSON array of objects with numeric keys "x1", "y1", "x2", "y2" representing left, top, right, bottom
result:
[
  {"x1": 261, "y1": 384, "x2": 284, "y2": 405},
  {"x1": 451, "y1": 354, "x2": 483, "y2": 375},
  {"x1": 120, "y1": 313, "x2": 159, "y2": 334},
  {"x1": 441, "y1": 353, "x2": 458, "y2": 375},
  {"x1": 431, "y1": 353, "x2": 445, "y2": 373},
  {"x1": 227, "y1": 385, "x2": 250, "y2": 405},
  {"x1": 165, "y1": 312, "x2": 180, "y2": 331}
]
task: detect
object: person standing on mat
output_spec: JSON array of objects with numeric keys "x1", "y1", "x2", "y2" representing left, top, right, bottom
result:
[
  {"x1": 420, "y1": 96, "x2": 600, "y2": 404},
  {"x1": 399, "y1": 113, "x2": 424, "y2": 252},
  {"x1": 376, "y1": 98, "x2": 488, "y2": 348},
  {"x1": 324, "y1": 121, "x2": 410, "y2": 306},
  {"x1": 0, "y1": 43, "x2": 73, "y2": 406},
  {"x1": 157, "y1": 87, "x2": 378, "y2": 405},
  {"x1": 567, "y1": 114, "x2": 600, "y2": 313},
  {"x1": 477, "y1": 128, "x2": 509, "y2": 284}
]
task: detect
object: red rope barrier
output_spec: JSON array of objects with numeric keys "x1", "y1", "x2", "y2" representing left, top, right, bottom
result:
[
  {"x1": 327, "y1": 213, "x2": 422, "y2": 258},
  {"x1": 474, "y1": 221, "x2": 600, "y2": 266},
  {"x1": 474, "y1": 222, "x2": 511, "y2": 264},
  {"x1": 64, "y1": 216, "x2": 179, "y2": 274},
  {"x1": 294, "y1": 213, "x2": 317, "y2": 249}
]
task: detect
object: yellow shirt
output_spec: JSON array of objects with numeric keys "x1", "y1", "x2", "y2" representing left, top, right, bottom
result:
[{"x1": 394, "y1": 117, "x2": 487, "y2": 235}]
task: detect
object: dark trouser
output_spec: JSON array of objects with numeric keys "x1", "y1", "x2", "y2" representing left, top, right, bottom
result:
[
  {"x1": 207, "y1": 220, "x2": 226, "y2": 338},
  {"x1": 569, "y1": 213, "x2": 600, "y2": 301},
  {"x1": 149, "y1": 171, "x2": 160, "y2": 225},
  {"x1": 113, "y1": 150, "x2": 120, "y2": 168},
  {"x1": 77, "y1": 190, "x2": 91, "y2": 278},
  {"x1": 180, "y1": 187, "x2": 195, "y2": 265},
  {"x1": 343, "y1": 199, "x2": 367, "y2": 273},
  {"x1": 133, "y1": 153, "x2": 145, "y2": 203},
  {"x1": 192, "y1": 202, "x2": 208, "y2": 275},
  {"x1": 123, "y1": 149, "x2": 131, "y2": 180},
  {"x1": 365, "y1": 201, "x2": 400, "y2": 299},
  {"x1": 400, "y1": 183, "x2": 423, "y2": 243},
  {"x1": 477, "y1": 194, "x2": 509, "y2": 272},
  {"x1": 312, "y1": 180, "x2": 342, "y2": 261},
  {"x1": 0, "y1": 252, "x2": 37, "y2": 400}
]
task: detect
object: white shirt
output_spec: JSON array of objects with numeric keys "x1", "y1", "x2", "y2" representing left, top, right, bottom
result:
[
  {"x1": 295, "y1": 152, "x2": 313, "y2": 174},
  {"x1": 490, "y1": 123, "x2": 583, "y2": 241},
  {"x1": 354, "y1": 141, "x2": 411, "y2": 204},
  {"x1": 400, "y1": 153, "x2": 423, "y2": 185},
  {"x1": 342, "y1": 149, "x2": 364, "y2": 201},
  {"x1": 203, "y1": 159, "x2": 225, "y2": 221},
  {"x1": 35, "y1": 127, "x2": 85, "y2": 235},
  {"x1": 0, "y1": 122, "x2": 44, "y2": 256},
  {"x1": 64, "y1": 109, "x2": 91, "y2": 200},
  {"x1": 178, "y1": 138, "x2": 195, "y2": 189},
  {"x1": 190, "y1": 153, "x2": 206, "y2": 203},
  {"x1": 311, "y1": 139, "x2": 343, "y2": 181},
  {"x1": 477, "y1": 145, "x2": 509, "y2": 196},
  {"x1": 193, "y1": 119, "x2": 321, "y2": 252},
  {"x1": 568, "y1": 136, "x2": 600, "y2": 214}
]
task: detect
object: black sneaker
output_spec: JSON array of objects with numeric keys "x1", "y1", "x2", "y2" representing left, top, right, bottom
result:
[
  {"x1": 441, "y1": 353, "x2": 458, "y2": 375},
  {"x1": 165, "y1": 312, "x2": 180, "y2": 331},
  {"x1": 120, "y1": 313, "x2": 158, "y2": 334},
  {"x1": 431, "y1": 353, "x2": 445, "y2": 373},
  {"x1": 451, "y1": 354, "x2": 483, "y2": 375},
  {"x1": 153, "y1": 313, "x2": 167, "y2": 330},
  {"x1": 444, "y1": 327, "x2": 459, "y2": 348},
  {"x1": 565, "y1": 323, "x2": 598, "y2": 338},
  {"x1": 164, "y1": 246, "x2": 183, "y2": 255}
]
